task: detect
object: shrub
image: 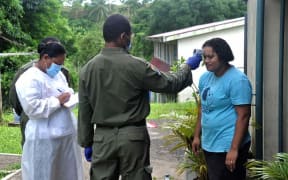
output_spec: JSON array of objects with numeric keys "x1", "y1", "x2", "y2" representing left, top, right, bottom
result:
[
  {"x1": 162, "y1": 83, "x2": 208, "y2": 180},
  {"x1": 246, "y1": 153, "x2": 288, "y2": 180}
]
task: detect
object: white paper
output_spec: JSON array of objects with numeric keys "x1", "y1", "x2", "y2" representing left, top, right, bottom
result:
[{"x1": 64, "y1": 92, "x2": 79, "y2": 108}]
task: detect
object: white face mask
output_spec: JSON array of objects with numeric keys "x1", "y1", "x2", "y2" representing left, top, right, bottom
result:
[
  {"x1": 126, "y1": 40, "x2": 132, "y2": 51},
  {"x1": 123, "y1": 33, "x2": 132, "y2": 51}
]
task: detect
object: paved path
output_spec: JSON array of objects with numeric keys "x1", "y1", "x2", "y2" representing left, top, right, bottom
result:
[{"x1": 149, "y1": 122, "x2": 185, "y2": 180}]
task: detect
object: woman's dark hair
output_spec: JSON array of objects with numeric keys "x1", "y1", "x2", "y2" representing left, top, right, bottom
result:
[
  {"x1": 37, "y1": 37, "x2": 60, "y2": 54},
  {"x1": 38, "y1": 42, "x2": 66, "y2": 58},
  {"x1": 202, "y1": 38, "x2": 234, "y2": 62},
  {"x1": 103, "y1": 14, "x2": 131, "y2": 42}
]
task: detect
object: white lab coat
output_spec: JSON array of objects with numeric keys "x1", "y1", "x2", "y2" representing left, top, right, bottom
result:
[{"x1": 15, "y1": 66, "x2": 83, "y2": 180}]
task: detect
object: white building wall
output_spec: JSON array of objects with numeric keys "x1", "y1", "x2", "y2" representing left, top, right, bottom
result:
[{"x1": 177, "y1": 26, "x2": 244, "y2": 102}]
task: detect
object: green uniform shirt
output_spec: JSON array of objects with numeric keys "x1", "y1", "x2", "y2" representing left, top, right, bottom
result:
[{"x1": 78, "y1": 47, "x2": 192, "y2": 147}]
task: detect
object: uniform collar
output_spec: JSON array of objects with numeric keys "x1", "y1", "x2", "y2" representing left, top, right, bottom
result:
[{"x1": 101, "y1": 47, "x2": 129, "y2": 54}]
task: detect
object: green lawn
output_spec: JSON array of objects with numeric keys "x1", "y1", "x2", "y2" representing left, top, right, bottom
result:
[
  {"x1": 0, "y1": 111, "x2": 22, "y2": 154},
  {"x1": 0, "y1": 102, "x2": 194, "y2": 154},
  {"x1": 0, "y1": 162, "x2": 21, "y2": 179},
  {"x1": 0, "y1": 126, "x2": 22, "y2": 154},
  {"x1": 147, "y1": 102, "x2": 194, "y2": 120}
]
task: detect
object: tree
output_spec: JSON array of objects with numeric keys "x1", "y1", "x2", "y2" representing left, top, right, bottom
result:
[
  {"x1": 0, "y1": 0, "x2": 31, "y2": 51},
  {"x1": 65, "y1": 1, "x2": 85, "y2": 20},
  {"x1": 118, "y1": 0, "x2": 141, "y2": 18},
  {"x1": 148, "y1": 0, "x2": 246, "y2": 34},
  {"x1": 61, "y1": 0, "x2": 84, "y2": 6},
  {"x1": 0, "y1": 0, "x2": 74, "y2": 115},
  {"x1": 130, "y1": 0, "x2": 246, "y2": 58},
  {"x1": 73, "y1": 25, "x2": 104, "y2": 67},
  {"x1": 0, "y1": 51, "x2": 35, "y2": 110},
  {"x1": 0, "y1": 0, "x2": 32, "y2": 121},
  {"x1": 86, "y1": 0, "x2": 110, "y2": 22},
  {"x1": 131, "y1": 5, "x2": 153, "y2": 60},
  {"x1": 21, "y1": 0, "x2": 73, "y2": 47}
]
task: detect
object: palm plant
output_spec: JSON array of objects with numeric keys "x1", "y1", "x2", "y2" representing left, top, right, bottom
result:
[
  {"x1": 162, "y1": 81, "x2": 207, "y2": 179},
  {"x1": 179, "y1": 149, "x2": 207, "y2": 180},
  {"x1": 246, "y1": 153, "x2": 288, "y2": 180},
  {"x1": 119, "y1": 0, "x2": 142, "y2": 18},
  {"x1": 161, "y1": 58, "x2": 207, "y2": 179},
  {"x1": 86, "y1": 0, "x2": 110, "y2": 22},
  {"x1": 162, "y1": 108, "x2": 196, "y2": 152}
]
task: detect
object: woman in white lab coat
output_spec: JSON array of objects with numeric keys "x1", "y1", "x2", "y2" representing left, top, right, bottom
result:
[{"x1": 15, "y1": 41, "x2": 83, "y2": 180}]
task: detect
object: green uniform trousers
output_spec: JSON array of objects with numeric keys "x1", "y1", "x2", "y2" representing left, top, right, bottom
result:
[
  {"x1": 20, "y1": 112, "x2": 29, "y2": 146},
  {"x1": 90, "y1": 125, "x2": 152, "y2": 180}
]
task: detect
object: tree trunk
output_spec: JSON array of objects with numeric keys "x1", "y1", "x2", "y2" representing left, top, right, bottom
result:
[{"x1": 0, "y1": 73, "x2": 3, "y2": 122}]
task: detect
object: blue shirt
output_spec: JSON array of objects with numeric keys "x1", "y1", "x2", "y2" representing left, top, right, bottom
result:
[{"x1": 199, "y1": 66, "x2": 252, "y2": 152}]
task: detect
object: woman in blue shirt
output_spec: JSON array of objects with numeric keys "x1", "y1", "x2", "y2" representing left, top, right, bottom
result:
[{"x1": 192, "y1": 38, "x2": 252, "y2": 180}]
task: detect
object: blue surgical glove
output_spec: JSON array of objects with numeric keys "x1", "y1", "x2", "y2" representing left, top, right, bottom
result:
[
  {"x1": 186, "y1": 50, "x2": 203, "y2": 70},
  {"x1": 84, "y1": 146, "x2": 92, "y2": 162}
]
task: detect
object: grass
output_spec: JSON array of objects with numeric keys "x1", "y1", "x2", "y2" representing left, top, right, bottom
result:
[
  {"x1": 0, "y1": 162, "x2": 21, "y2": 179},
  {"x1": 0, "y1": 110, "x2": 22, "y2": 154},
  {"x1": 0, "y1": 125, "x2": 22, "y2": 154},
  {"x1": 0, "y1": 110, "x2": 21, "y2": 179},
  {"x1": 0, "y1": 102, "x2": 194, "y2": 154},
  {"x1": 147, "y1": 101, "x2": 194, "y2": 120},
  {"x1": 1, "y1": 110, "x2": 14, "y2": 125}
]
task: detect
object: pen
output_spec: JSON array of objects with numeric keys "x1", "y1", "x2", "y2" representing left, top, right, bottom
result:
[{"x1": 57, "y1": 89, "x2": 63, "y2": 92}]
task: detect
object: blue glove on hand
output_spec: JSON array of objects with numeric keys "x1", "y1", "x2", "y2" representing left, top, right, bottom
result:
[
  {"x1": 84, "y1": 147, "x2": 92, "y2": 162},
  {"x1": 186, "y1": 49, "x2": 203, "y2": 70}
]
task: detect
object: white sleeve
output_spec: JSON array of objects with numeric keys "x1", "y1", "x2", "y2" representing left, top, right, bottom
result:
[{"x1": 15, "y1": 75, "x2": 61, "y2": 119}]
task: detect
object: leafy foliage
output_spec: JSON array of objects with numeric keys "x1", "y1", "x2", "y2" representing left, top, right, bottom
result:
[
  {"x1": 86, "y1": 0, "x2": 110, "y2": 22},
  {"x1": 0, "y1": 52, "x2": 37, "y2": 109},
  {"x1": 131, "y1": 6, "x2": 153, "y2": 60},
  {"x1": 170, "y1": 57, "x2": 186, "y2": 72},
  {"x1": 246, "y1": 153, "x2": 288, "y2": 180},
  {"x1": 161, "y1": 58, "x2": 207, "y2": 179},
  {"x1": 161, "y1": 84, "x2": 207, "y2": 179},
  {"x1": 130, "y1": 0, "x2": 246, "y2": 58},
  {"x1": 0, "y1": 0, "x2": 31, "y2": 50},
  {"x1": 21, "y1": 0, "x2": 73, "y2": 47},
  {"x1": 73, "y1": 25, "x2": 105, "y2": 66},
  {"x1": 179, "y1": 149, "x2": 207, "y2": 180},
  {"x1": 162, "y1": 110, "x2": 197, "y2": 152},
  {"x1": 148, "y1": 0, "x2": 246, "y2": 34}
]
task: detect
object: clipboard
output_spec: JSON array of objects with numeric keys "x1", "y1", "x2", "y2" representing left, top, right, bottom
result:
[{"x1": 64, "y1": 92, "x2": 79, "y2": 108}]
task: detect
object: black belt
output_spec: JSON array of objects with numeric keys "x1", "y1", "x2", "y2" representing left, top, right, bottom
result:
[{"x1": 96, "y1": 120, "x2": 146, "y2": 128}]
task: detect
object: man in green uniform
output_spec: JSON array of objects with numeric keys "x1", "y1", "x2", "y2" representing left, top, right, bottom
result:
[
  {"x1": 9, "y1": 37, "x2": 71, "y2": 146},
  {"x1": 78, "y1": 14, "x2": 202, "y2": 180}
]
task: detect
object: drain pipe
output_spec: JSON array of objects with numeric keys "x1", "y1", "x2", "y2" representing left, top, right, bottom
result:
[
  {"x1": 244, "y1": 13, "x2": 248, "y2": 74},
  {"x1": 243, "y1": 0, "x2": 248, "y2": 74},
  {"x1": 255, "y1": 0, "x2": 265, "y2": 160},
  {"x1": 278, "y1": 0, "x2": 285, "y2": 153}
]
